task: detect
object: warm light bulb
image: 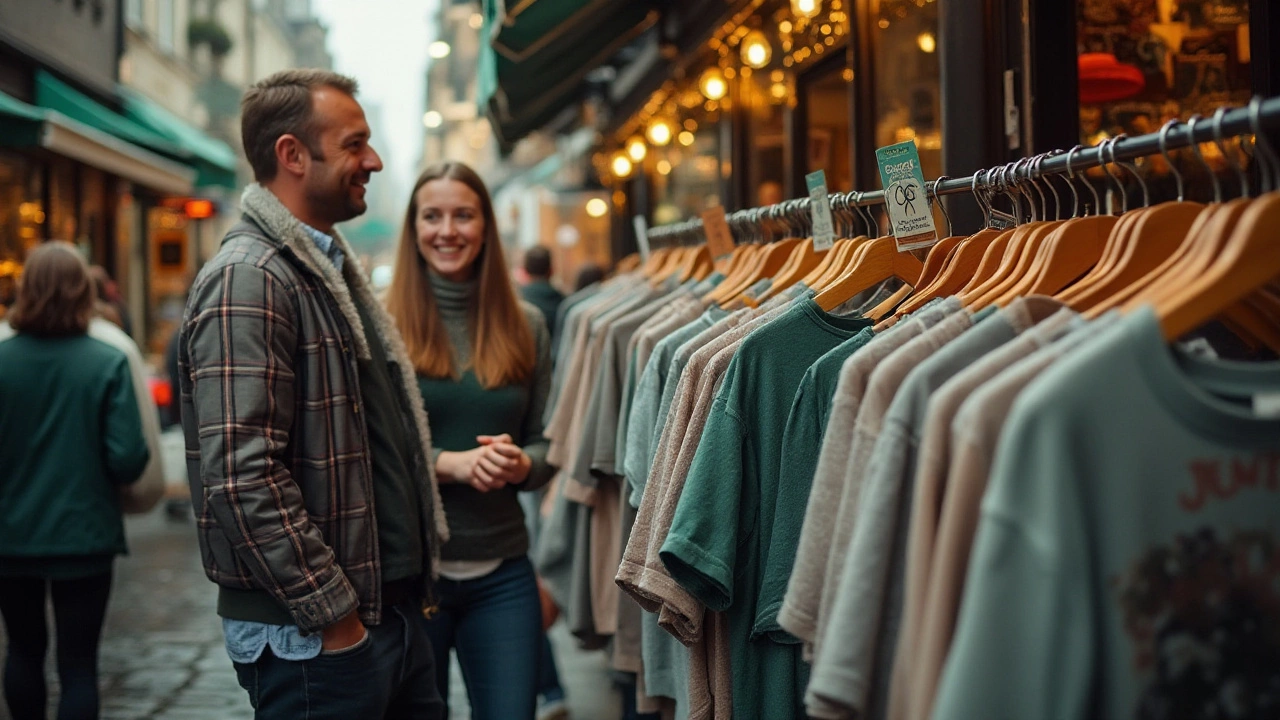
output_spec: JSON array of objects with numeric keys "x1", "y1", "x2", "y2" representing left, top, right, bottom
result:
[
  {"x1": 678, "y1": 130, "x2": 696, "y2": 146},
  {"x1": 422, "y1": 110, "x2": 443, "y2": 128},
  {"x1": 468, "y1": 13, "x2": 483, "y2": 29},
  {"x1": 611, "y1": 153, "x2": 634, "y2": 179},
  {"x1": 741, "y1": 30, "x2": 772, "y2": 69},
  {"x1": 585, "y1": 197, "x2": 609, "y2": 217},
  {"x1": 917, "y1": 32, "x2": 937, "y2": 53},
  {"x1": 429, "y1": 41, "x2": 452, "y2": 59},
  {"x1": 699, "y1": 67, "x2": 728, "y2": 100},
  {"x1": 626, "y1": 136, "x2": 647, "y2": 163},
  {"x1": 656, "y1": 159, "x2": 673, "y2": 175},
  {"x1": 791, "y1": 0, "x2": 821, "y2": 18},
  {"x1": 646, "y1": 120, "x2": 673, "y2": 146}
]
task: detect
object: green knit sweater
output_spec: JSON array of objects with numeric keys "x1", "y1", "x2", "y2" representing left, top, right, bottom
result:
[{"x1": 418, "y1": 272, "x2": 554, "y2": 561}]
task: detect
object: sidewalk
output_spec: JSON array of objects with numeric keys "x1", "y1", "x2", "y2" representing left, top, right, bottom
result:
[{"x1": 0, "y1": 508, "x2": 621, "y2": 720}]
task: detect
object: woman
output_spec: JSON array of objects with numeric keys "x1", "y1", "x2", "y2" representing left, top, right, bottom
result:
[
  {"x1": 0, "y1": 241, "x2": 150, "y2": 720},
  {"x1": 386, "y1": 161, "x2": 558, "y2": 719}
]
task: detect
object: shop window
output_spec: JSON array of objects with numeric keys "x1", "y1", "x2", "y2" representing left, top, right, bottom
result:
[
  {"x1": 1078, "y1": 0, "x2": 1251, "y2": 200},
  {"x1": 652, "y1": 123, "x2": 724, "y2": 226},
  {"x1": 0, "y1": 152, "x2": 43, "y2": 316},
  {"x1": 1078, "y1": 0, "x2": 1251, "y2": 140},
  {"x1": 743, "y1": 68, "x2": 789, "y2": 207},
  {"x1": 802, "y1": 61, "x2": 854, "y2": 193},
  {"x1": 873, "y1": 0, "x2": 942, "y2": 180}
]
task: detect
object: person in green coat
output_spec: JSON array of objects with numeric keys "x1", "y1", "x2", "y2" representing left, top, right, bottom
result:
[{"x1": 0, "y1": 241, "x2": 149, "y2": 720}]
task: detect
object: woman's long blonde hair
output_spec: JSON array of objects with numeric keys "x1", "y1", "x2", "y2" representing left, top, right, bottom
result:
[{"x1": 385, "y1": 161, "x2": 535, "y2": 389}]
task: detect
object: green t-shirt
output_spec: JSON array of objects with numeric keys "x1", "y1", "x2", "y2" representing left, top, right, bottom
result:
[
  {"x1": 755, "y1": 326, "x2": 875, "y2": 641},
  {"x1": 660, "y1": 298, "x2": 872, "y2": 719},
  {"x1": 934, "y1": 307, "x2": 1280, "y2": 720}
]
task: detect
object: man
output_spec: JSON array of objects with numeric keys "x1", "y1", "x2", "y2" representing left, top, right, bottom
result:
[
  {"x1": 177, "y1": 69, "x2": 447, "y2": 719},
  {"x1": 519, "y1": 245, "x2": 564, "y2": 340}
]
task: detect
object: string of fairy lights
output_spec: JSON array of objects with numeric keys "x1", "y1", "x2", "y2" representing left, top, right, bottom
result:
[{"x1": 593, "y1": 0, "x2": 938, "y2": 191}]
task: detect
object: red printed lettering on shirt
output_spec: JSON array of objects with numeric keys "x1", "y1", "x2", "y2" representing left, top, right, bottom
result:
[{"x1": 1180, "y1": 453, "x2": 1280, "y2": 512}]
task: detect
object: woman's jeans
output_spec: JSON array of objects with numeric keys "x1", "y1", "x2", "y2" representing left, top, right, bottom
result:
[
  {"x1": 423, "y1": 556, "x2": 542, "y2": 719},
  {"x1": 0, "y1": 572, "x2": 113, "y2": 720}
]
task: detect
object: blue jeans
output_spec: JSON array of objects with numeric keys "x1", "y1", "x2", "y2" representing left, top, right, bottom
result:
[
  {"x1": 231, "y1": 601, "x2": 445, "y2": 720},
  {"x1": 423, "y1": 556, "x2": 542, "y2": 720}
]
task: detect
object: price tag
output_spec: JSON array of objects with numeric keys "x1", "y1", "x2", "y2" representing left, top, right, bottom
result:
[
  {"x1": 805, "y1": 170, "x2": 837, "y2": 252},
  {"x1": 875, "y1": 140, "x2": 939, "y2": 252},
  {"x1": 700, "y1": 206, "x2": 735, "y2": 259},
  {"x1": 632, "y1": 215, "x2": 650, "y2": 261}
]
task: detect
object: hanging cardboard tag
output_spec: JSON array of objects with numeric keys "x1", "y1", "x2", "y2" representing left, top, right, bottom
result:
[
  {"x1": 876, "y1": 140, "x2": 939, "y2": 252},
  {"x1": 805, "y1": 170, "x2": 837, "y2": 252},
  {"x1": 632, "y1": 215, "x2": 650, "y2": 261},
  {"x1": 700, "y1": 206, "x2": 735, "y2": 259}
]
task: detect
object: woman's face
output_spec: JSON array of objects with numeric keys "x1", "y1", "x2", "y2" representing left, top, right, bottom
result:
[{"x1": 414, "y1": 178, "x2": 485, "y2": 283}]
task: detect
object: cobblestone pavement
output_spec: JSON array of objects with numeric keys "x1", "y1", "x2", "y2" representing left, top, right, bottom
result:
[{"x1": 0, "y1": 507, "x2": 621, "y2": 720}]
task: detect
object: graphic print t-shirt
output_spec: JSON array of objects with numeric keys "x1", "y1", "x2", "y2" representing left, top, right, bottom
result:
[{"x1": 933, "y1": 307, "x2": 1280, "y2": 720}]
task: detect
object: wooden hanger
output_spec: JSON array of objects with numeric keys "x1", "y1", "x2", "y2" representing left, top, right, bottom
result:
[
  {"x1": 891, "y1": 228, "x2": 1002, "y2": 317},
  {"x1": 641, "y1": 246, "x2": 672, "y2": 276},
  {"x1": 1157, "y1": 191, "x2": 1280, "y2": 341},
  {"x1": 616, "y1": 253, "x2": 642, "y2": 274},
  {"x1": 719, "y1": 238, "x2": 802, "y2": 306},
  {"x1": 677, "y1": 245, "x2": 714, "y2": 283},
  {"x1": 814, "y1": 235, "x2": 925, "y2": 312},
  {"x1": 982, "y1": 220, "x2": 1068, "y2": 307},
  {"x1": 1067, "y1": 132, "x2": 1208, "y2": 312}
]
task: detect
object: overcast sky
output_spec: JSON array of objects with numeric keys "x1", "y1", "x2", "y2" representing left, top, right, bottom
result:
[{"x1": 311, "y1": 0, "x2": 433, "y2": 196}]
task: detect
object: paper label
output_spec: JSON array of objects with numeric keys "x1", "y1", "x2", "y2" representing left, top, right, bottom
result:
[
  {"x1": 875, "y1": 140, "x2": 939, "y2": 252},
  {"x1": 805, "y1": 170, "x2": 837, "y2": 252},
  {"x1": 632, "y1": 215, "x2": 650, "y2": 261},
  {"x1": 700, "y1": 206, "x2": 735, "y2": 259},
  {"x1": 1253, "y1": 392, "x2": 1280, "y2": 419}
]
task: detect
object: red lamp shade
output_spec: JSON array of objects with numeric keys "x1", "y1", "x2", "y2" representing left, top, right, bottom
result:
[{"x1": 1078, "y1": 53, "x2": 1146, "y2": 104}]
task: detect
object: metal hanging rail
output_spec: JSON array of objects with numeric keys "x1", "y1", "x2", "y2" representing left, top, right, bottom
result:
[{"x1": 645, "y1": 95, "x2": 1280, "y2": 247}]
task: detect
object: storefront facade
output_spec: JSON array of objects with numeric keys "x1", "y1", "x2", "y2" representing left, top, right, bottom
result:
[
  {"x1": 480, "y1": 0, "x2": 1278, "y2": 258},
  {"x1": 0, "y1": 0, "x2": 235, "y2": 346}
]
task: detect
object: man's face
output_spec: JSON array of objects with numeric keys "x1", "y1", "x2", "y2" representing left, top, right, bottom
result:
[{"x1": 301, "y1": 88, "x2": 383, "y2": 226}]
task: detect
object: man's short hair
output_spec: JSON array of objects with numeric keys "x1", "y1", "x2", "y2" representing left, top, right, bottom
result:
[
  {"x1": 523, "y1": 246, "x2": 552, "y2": 278},
  {"x1": 241, "y1": 69, "x2": 359, "y2": 182}
]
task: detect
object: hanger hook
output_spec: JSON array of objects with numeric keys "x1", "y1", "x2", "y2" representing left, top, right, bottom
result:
[
  {"x1": 970, "y1": 171, "x2": 990, "y2": 228},
  {"x1": 1184, "y1": 115, "x2": 1222, "y2": 203},
  {"x1": 1014, "y1": 158, "x2": 1035, "y2": 223},
  {"x1": 854, "y1": 191, "x2": 873, "y2": 237},
  {"x1": 1213, "y1": 106, "x2": 1249, "y2": 198},
  {"x1": 1097, "y1": 136, "x2": 1127, "y2": 214},
  {"x1": 1158, "y1": 119, "x2": 1186, "y2": 202},
  {"x1": 1027, "y1": 154, "x2": 1050, "y2": 221},
  {"x1": 1246, "y1": 97, "x2": 1279, "y2": 194},
  {"x1": 1036, "y1": 152, "x2": 1063, "y2": 221},
  {"x1": 1114, "y1": 136, "x2": 1151, "y2": 208},
  {"x1": 930, "y1": 177, "x2": 953, "y2": 237},
  {"x1": 1067, "y1": 144, "x2": 1096, "y2": 216}
]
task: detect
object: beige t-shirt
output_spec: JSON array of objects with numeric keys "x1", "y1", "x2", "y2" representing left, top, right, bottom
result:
[
  {"x1": 908, "y1": 316, "x2": 1116, "y2": 720},
  {"x1": 888, "y1": 306, "x2": 1081, "y2": 720}
]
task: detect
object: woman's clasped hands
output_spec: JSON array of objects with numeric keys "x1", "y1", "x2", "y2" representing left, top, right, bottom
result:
[{"x1": 440, "y1": 434, "x2": 531, "y2": 492}]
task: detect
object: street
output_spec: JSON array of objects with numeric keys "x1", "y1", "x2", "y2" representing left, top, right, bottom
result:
[{"x1": 0, "y1": 508, "x2": 621, "y2": 720}]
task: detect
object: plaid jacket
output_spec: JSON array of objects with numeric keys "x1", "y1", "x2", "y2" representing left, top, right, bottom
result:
[{"x1": 178, "y1": 185, "x2": 447, "y2": 634}]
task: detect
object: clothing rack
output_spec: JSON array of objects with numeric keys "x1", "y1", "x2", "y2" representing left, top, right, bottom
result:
[{"x1": 645, "y1": 95, "x2": 1280, "y2": 248}]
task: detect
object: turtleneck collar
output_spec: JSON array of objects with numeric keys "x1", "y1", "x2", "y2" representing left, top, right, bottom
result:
[{"x1": 429, "y1": 269, "x2": 477, "y2": 317}]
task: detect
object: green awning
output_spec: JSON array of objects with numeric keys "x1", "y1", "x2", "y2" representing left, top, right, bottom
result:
[
  {"x1": 491, "y1": 0, "x2": 616, "y2": 61},
  {"x1": 0, "y1": 87, "x2": 195, "y2": 194},
  {"x1": 479, "y1": 1, "x2": 658, "y2": 147},
  {"x1": 34, "y1": 70, "x2": 188, "y2": 160},
  {"x1": 120, "y1": 89, "x2": 238, "y2": 189},
  {"x1": 0, "y1": 90, "x2": 46, "y2": 146}
]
